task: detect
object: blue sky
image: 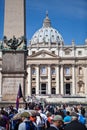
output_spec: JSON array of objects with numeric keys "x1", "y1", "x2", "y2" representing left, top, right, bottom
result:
[{"x1": 0, "y1": 0, "x2": 87, "y2": 45}]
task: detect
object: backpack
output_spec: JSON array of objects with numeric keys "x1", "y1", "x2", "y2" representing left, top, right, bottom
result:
[
  {"x1": 25, "y1": 121, "x2": 36, "y2": 130},
  {"x1": 78, "y1": 114, "x2": 86, "y2": 125}
]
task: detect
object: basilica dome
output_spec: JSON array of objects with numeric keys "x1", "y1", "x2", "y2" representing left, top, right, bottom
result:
[{"x1": 31, "y1": 13, "x2": 64, "y2": 45}]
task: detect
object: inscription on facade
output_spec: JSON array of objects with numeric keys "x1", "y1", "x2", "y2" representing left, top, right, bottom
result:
[
  {"x1": 2, "y1": 52, "x2": 25, "y2": 72},
  {"x1": 2, "y1": 77, "x2": 23, "y2": 101}
]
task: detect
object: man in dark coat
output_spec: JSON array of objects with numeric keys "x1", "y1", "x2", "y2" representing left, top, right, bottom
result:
[
  {"x1": 47, "y1": 115, "x2": 63, "y2": 130},
  {"x1": 64, "y1": 112, "x2": 87, "y2": 130}
]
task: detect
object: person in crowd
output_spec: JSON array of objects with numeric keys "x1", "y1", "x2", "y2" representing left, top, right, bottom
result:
[
  {"x1": 46, "y1": 112, "x2": 52, "y2": 125},
  {"x1": 36, "y1": 111, "x2": 47, "y2": 130},
  {"x1": 30, "y1": 113, "x2": 38, "y2": 130},
  {"x1": 18, "y1": 112, "x2": 35, "y2": 130},
  {"x1": 78, "y1": 113, "x2": 86, "y2": 125},
  {"x1": 81, "y1": 106, "x2": 85, "y2": 117},
  {"x1": 64, "y1": 112, "x2": 87, "y2": 130},
  {"x1": 63, "y1": 111, "x2": 72, "y2": 125},
  {"x1": 9, "y1": 118, "x2": 22, "y2": 130},
  {"x1": 47, "y1": 115, "x2": 63, "y2": 130},
  {"x1": 0, "y1": 126, "x2": 6, "y2": 130},
  {"x1": 0, "y1": 108, "x2": 9, "y2": 130}
]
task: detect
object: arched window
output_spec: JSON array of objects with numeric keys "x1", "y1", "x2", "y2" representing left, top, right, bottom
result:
[
  {"x1": 51, "y1": 68, "x2": 56, "y2": 75},
  {"x1": 79, "y1": 67, "x2": 82, "y2": 75},
  {"x1": 51, "y1": 88, "x2": 56, "y2": 94},
  {"x1": 32, "y1": 68, "x2": 36, "y2": 75},
  {"x1": 78, "y1": 81, "x2": 84, "y2": 93},
  {"x1": 65, "y1": 67, "x2": 70, "y2": 75},
  {"x1": 32, "y1": 88, "x2": 36, "y2": 94}
]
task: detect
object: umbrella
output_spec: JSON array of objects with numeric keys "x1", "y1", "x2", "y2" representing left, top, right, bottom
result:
[
  {"x1": 23, "y1": 110, "x2": 39, "y2": 116},
  {"x1": 12, "y1": 110, "x2": 39, "y2": 120},
  {"x1": 12, "y1": 113, "x2": 22, "y2": 120}
]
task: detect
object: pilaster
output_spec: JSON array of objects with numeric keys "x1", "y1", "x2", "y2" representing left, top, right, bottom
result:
[
  {"x1": 72, "y1": 65, "x2": 76, "y2": 95},
  {"x1": 36, "y1": 65, "x2": 39, "y2": 95},
  {"x1": 61, "y1": 65, "x2": 64, "y2": 95},
  {"x1": 27, "y1": 65, "x2": 31, "y2": 96},
  {"x1": 56, "y1": 65, "x2": 59, "y2": 94},
  {"x1": 48, "y1": 65, "x2": 51, "y2": 94}
]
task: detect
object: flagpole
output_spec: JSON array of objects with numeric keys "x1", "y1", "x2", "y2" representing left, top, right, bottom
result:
[{"x1": 16, "y1": 84, "x2": 23, "y2": 110}]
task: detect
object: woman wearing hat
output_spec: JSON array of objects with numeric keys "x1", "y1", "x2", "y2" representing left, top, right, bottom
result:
[{"x1": 18, "y1": 112, "x2": 35, "y2": 130}]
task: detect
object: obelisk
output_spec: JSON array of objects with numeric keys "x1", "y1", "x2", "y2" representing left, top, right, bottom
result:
[
  {"x1": 2, "y1": 0, "x2": 26, "y2": 101},
  {"x1": 4, "y1": 0, "x2": 26, "y2": 38}
]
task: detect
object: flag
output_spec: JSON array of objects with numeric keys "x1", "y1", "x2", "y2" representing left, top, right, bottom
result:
[{"x1": 16, "y1": 84, "x2": 23, "y2": 110}]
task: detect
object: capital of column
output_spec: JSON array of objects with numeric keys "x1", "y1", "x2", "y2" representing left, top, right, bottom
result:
[
  {"x1": 27, "y1": 64, "x2": 31, "y2": 68},
  {"x1": 48, "y1": 64, "x2": 51, "y2": 67},
  {"x1": 60, "y1": 64, "x2": 63, "y2": 67},
  {"x1": 72, "y1": 64, "x2": 76, "y2": 67},
  {"x1": 56, "y1": 64, "x2": 60, "y2": 67},
  {"x1": 36, "y1": 64, "x2": 40, "y2": 67}
]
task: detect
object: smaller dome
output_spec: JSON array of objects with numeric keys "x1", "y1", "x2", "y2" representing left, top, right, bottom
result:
[
  {"x1": 31, "y1": 13, "x2": 64, "y2": 45},
  {"x1": 85, "y1": 38, "x2": 87, "y2": 45}
]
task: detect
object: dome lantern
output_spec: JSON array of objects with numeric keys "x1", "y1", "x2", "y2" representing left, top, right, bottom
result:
[{"x1": 43, "y1": 11, "x2": 51, "y2": 28}]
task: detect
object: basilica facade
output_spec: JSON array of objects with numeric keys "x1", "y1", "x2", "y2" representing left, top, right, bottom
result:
[{"x1": 25, "y1": 14, "x2": 87, "y2": 103}]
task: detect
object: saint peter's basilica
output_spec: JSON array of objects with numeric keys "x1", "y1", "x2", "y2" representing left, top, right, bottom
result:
[{"x1": 0, "y1": 0, "x2": 87, "y2": 103}]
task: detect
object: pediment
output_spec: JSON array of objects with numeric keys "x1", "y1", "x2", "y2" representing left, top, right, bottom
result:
[
  {"x1": 64, "y1": 47, "x2": 72, "y2": 51},
  {"x1": 29, "y1": 50, "x2": 58, "y2": 59}
]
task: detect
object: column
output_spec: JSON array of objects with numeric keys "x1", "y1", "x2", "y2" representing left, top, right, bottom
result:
[
  {"x1": 36, "y1": 65, "x2": 39, "y2": 95},
  {"x1": 0, "y1": 68, "x2": 2, "y2": 101},
  {"x1": 60, "y1": 65, "x2": 64, "y2": 95},
  {"x1": 56, "y1": 65, "x2": 59, "y2": 94},
  {"x1": 84, "y1": 65, "x2": 87, "y2": 96},
  {"x1": 48, "y1": 65, "x2": 51, "y2": 94},
  {"x1": 72, "y1": 65, "x2": 76, "y2": 95},
  {"x1": 27, "y1": 65, "x2": 31, "y2": 96}
]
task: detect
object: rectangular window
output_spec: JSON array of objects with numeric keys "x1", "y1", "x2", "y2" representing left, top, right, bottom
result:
[
  {"x1": 65, "y1": 51, "x2": 70, "y2": 55},
  {"x1": 65, "y1": 67, "x2": 70, "y2": 75},
  {"x1": 40, "y1": 66, "x2": 46, "y2": 75},
  {"x1": 52, "y1": 78, "x2": 55, "y2": 80},
  {"x1": 32, "y1": 51, "x2": 35, "y2": 54},
  {"x1": 32, "y1": 78, "x2": 35, "y2": 80},
  {"x1": 32, "y1": 68, "x2": 36, "y2": 75},
  {"x1": 52, "y1": 51, "x2": 55, "y2": 54},
  {"x1": 51, "y1": 68, "x2": 56, "y2": 75},
  {"x1": 78, "y1": 51, "x2": 82, "y2": 55}
]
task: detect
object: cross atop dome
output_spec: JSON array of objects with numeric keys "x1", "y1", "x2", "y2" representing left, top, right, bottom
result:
[{"x1": 46, "y1": 10, "x2": 48, "y2": 17}]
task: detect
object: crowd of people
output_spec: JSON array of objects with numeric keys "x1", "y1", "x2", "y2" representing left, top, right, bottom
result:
[{"x1": 0, "y1": 102, "x2": 87, "y2": 130}]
